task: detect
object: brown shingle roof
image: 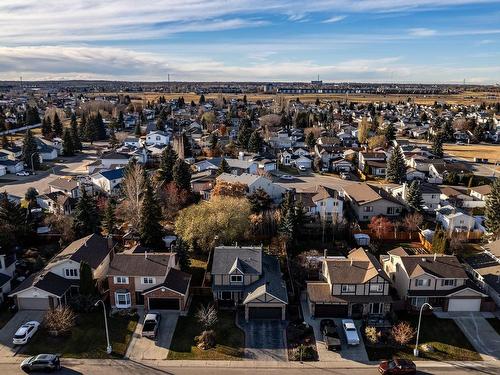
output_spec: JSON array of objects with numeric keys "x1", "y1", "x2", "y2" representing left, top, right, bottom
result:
[
  {"x1": 48, "y1": 177, "x2": 78, "y2": 191},
  {"x1": 400, "y1": 255, "x2": 467, "y2": 279},
  {"x1": 471, "y1": 185, "x2": 491, "y2": 196},
  {"x1": 108, "y1": 253, "x2": 173, "y2": 276},
  {"x1": 49, "y1": 234, "x2": 112, "y2": 270}
]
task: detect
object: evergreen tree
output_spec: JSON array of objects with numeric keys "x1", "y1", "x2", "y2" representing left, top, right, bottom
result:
[
  {"x1": 79, "y1": 261, "x2": 95, "y2": 296},
  {"x1": 41, "y1": 117, "x2": 52, "y2": 138},
  {"x1": 158, "y1": 144, "x2": 177, "y2": 183},
  {"x1": 79, "y1": 113, "x2": 87, "y2": 140},
  {"x1": 199, "y1": 94, "x2": 206, "y2": 104},
  {"x1": 139, "y1": 180, "x2": 164, "y2": 248},
  {"x1": 134, "y1": 121, "x2": 142, "y2": 136},
  {"x1": 24, "y1": 105, "x2": 41, "y2": 125},
  {"x1": 386, "y1": 146, "x2": 406, "y2": 183},
  {"x1": 84, "y1": 114, "x2": 98, "y2": 144},
  {"x1": 62, "y1": 128, "x2": 75, "y2": 156},
  {"x1": 175, "y1": 239, "x2": 191, "y2": 272},
  {"x1": 0, "y1": 192, "x2": 30, "y2": 251},
  {"x1": 117, "y1": 111, "x2": 125, "y2": 129},
  {"x1": 72, "y1": 189, "x2": 100, "y2": 237},
  {"x1": 406, "y1": 181, "x2": 424, "y2": 212},
  {"x1": 216, "y1": 158, "x2": 231, "y2": 176},
  {"x1": 237, "y1": 119, "x2": 253, "y2": 149},
  {"x1": 306, "y1": 132, "x2": 316, "y2": 149},
  {"x1": 432, "y1": 132, "x2": 444, "y2": 158},
  {"x1": 485, "y1": 178, "x2": 500, "y2": 239},
  {"x1": 384, "y1": 122, "x2": 396, "y2": 143},
  {"x1": 209, "y1": 132, "x2": 218, "y2": 150},
  {"x1": 22, "y1": 129, "x2": 40, "y2": 170},
  {"x1": 52, "y1": 112, "x2": 63, "y2": 137},
  {"x1": 248, "y1": 188, "x2": 272, "y2": 213},
  {"x1": 443, "y1": 120, "x2": 454, "y2": 142},
  {"x1": 247, "y1": 130, "x2": 263, "y2": 153},
  {"x1": 182, "y1": 132, "x2": 192, "y2": 157},
  {"x1": 173, "y1": 158, "x2": 192, "y2": 192},
  {"x1": 70, "y1": 114, "x2": 82, "y2": 151},
  {"x1": 102, "y1": 199, "x2": 116, "y2": 234},
  {"x1": 95, "y1": 112, "x2": 106, "y2": 140},
  {"x1": 109, "y1": 128, "x2": 119, "y2": 148}
]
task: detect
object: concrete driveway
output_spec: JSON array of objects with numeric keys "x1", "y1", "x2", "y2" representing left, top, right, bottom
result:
[
  {"x1": 240, "y1": 319, "x2": 288, "y2": 361},
  {"x1": 453, "y1": 314, "x2": 500, "y2": 361},
  {"x1": 0, "y1": 310, "x2": 45, "y2": 357},
  {"x1": 300, "y1": 293, "x2": 369, "y2": 363},
  {"x1": 126, "y1": 309, "x2": 179, "y2": 360}
]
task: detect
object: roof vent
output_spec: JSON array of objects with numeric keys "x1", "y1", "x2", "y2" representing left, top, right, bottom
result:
[{"x1": 422, "y1": 258, "x2": 426, "y2": 262}]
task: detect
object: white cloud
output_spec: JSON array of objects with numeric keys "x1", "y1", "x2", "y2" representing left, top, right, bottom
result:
[
  {"x1": 408, "y1": 28, "x2": 437, "y2": 37},
  {"x1": 322, "y1": 15, "x2": 346, "y2": 23}
]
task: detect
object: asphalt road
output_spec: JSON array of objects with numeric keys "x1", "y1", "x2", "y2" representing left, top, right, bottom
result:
[
  {"x1": 1, "y1": 361, "x2": 499, "y2": 375},
  {"x1": 0, "y1": 149, "x2": 98, "y2": 197}
]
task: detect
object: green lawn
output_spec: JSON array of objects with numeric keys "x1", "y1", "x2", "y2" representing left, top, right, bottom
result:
[
  {"x1": 365, "y1": 314, "x2": 481, "y2": 362},
  {"x1": 167, "y1": 297, "x2": 244, "y2": 360},
  {"x1": 486, "y1": 318, "x2": 500, "y2": 335},
  {"x1": 24, "y1": 312, "x2": 138, "y2": 358}
]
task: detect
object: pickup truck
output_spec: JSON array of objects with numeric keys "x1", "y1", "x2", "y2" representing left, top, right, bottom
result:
[{"x1": 141, "y1": 313, "x2": 161, "y2": 339}]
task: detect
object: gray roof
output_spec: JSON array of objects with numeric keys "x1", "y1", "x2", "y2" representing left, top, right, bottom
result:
[
  {"x1": 211, "y1": 246, "x2": 263, "y2": 275},
  {"x1": 143, "y1": 268, "x2": 191, "y2": 296},
  {"x1": 9, "y1": 271, "x2": 76, "y2": 297},
  {"x1": 242, "y1": 254, "x2": 288, "y2": 304},
  {"x1": 109, "y1": 253, "x2": 173, "y2": 276}
]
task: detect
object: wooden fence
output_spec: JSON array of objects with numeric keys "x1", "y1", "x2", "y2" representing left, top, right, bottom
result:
[{"x1": 353, "y1": 229, "x2": 419, "y2": 242}]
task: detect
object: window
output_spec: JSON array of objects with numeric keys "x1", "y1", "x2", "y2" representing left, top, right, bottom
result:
[
  {"x1": 387, "y1": 207, "x2": 395, "y2": 214},
  {"x1": 416, "y1": 279, "x2": 430, "y2": 287},
  {"x1": 142, "y1": 277, "x2": 155, "y2": 284},
  {"x1": 221, "y1": 291, "x2": 232, "y2": 300},
  {"x1": 363, "y1": 206, "x2": 373, "y2": 212},
  {"x1": 370, "y1": 284, "x2": 384, "y2": 292},
  {"x1": 341, "y1": 285, "x2": 356, "y2": 293},
  {"x1": 65, "y1": 269, "x2": 78, "y2": 278},
  {"x1": 442, "y1": 279, "x2": 456, "y2": 287},
  {"x1": 115, "y1": 292, "x2": 131, "y2": 307},
  {"x1": 230, "y1": 275, "x2": 243, "y2": 283},
  {"x1": 114, "y1": 276, "x2": 129, "y2": 284}
]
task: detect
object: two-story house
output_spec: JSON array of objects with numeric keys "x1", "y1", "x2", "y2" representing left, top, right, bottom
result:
[
  {"x1": 358, "y1": 152, "x2": 386, "y2": 176},
  {"x1": 48, "y1": 177, "x2": 80, "y2": 199},
  {"x1": 91, "y1": 168, "x2": 125, "y2": 195},
  {"x1": 390, "y1": 182, "x2": 441, "y2": 212},
  {"x1": 436, "y1": 205, "x2": 476, "y2": 233},
  {"x1": 0, "y1": 253, "x2": 16, "y2": 303},
  {"x1": 108, "y1": 249, "x2": 191, "y2": 311},
  {"x1": 343, "y1": 183, "x2": 405, "y2": 222},
  {"x1": 296, "y1": 185, "x2": 344, "y2": 222},
  {"x1": 381, "y1": 247, "x2": 485, "y2": 312},
  {"x1": 306, "y1": 248, "x2": 392, "y2": 318},
  {"x1": 211, "y1": 245, "x2": 288, "y2": 321},
  {"x1": 146, "y1": 130, "x2": 170, "y2": 146},
  {"x1": 10, "y1": 234, "x2": 114, "y2": 310},
  {"x1": 216, "y1": 173, "x2": 287, "y2": 202}
]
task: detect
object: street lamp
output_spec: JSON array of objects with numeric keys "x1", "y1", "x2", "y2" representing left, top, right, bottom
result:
[
  {"x1": 94, "y1": 300, "x2": 112, "y2": 355},
  {"x1": 414, "y1": 302, "x2": 433, "y2": 357}
]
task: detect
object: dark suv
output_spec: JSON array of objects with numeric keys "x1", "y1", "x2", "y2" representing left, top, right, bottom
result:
[
  {"x1": 320, "y1": 319, "x2": 341, "y2": 351},
  {"x1": 20, "y1": 354, "x2": 61, "y2": 373}
]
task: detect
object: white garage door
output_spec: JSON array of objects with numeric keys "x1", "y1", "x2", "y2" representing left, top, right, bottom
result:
[{"x1": 448, "y1": 298, "x2": 481, "y2": 312}]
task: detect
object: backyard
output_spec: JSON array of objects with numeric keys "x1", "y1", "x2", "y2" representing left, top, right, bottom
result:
[
  {"x1": 167, "y1": 297, "x2": 245, "y2": 360},
  {"x1": 24, "y1": 311, "x2": 138, "y2": 358},
  {"x1": 364, "y1": 313, "x2": 481, "y2": 362}
]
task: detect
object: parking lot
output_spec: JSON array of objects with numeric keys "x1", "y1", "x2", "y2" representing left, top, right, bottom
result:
[
  {"x1": 0, "y1": 310, "x2": 44, "y2": 357},
  {"x1": 125, "y1": 309, "x2": 179, "y2": 360}
]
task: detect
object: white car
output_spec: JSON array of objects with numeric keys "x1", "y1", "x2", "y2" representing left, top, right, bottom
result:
[
  {"x1": 298, "y1": 165, "x2": 307, "y2": 171},
  {"x1": 16, "y1": 171, "x2": 30, "y2": 176},
  {"x1": 280, "y1": 175, "x2": 294, "y2": 180},
  {"x1": 342, "y1": 319, "x2": 360, "y2": 346},
  {"x1": 13, "y1": 321, "x2": 40, "y2": 345}
]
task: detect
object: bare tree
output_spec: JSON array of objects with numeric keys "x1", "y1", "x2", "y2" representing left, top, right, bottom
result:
[
  {"x1": 196, "y1": 304, "x2": 218, "y2": 331},
  {"x1": 118, "y1": 162, "x2": 146, "y2": 228},
  {"x1": 449, "y1": 234, "x2": 465, "y2": 255},
  {"x1": 391, "y1": 321, "x2": 416, "y2": 346},
  {"x1": 44, "y1": 213, "x2": 75, "y2": 244},
  {"x1": 43, "y1": 306, "x2": 76, "y2": 336},
  {"x1": 404, "y1": 212, "x2": 424, "y2": 232}
]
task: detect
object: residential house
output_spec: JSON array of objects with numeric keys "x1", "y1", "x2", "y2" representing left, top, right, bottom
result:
[
  {"x1": 48, "y1": 177, "x2": 80, "y2": 199},
  {"x1": 108, "y1": 251, "x2": 191, "y2": 311},
  {"x1": 35, "y1": 138, "x2": 58, "y2": 161},
  {"x1": 91, "y1": 168, "x2": 125, "y2": 195},
  {"x1": 428, "y1": 161, "x2": 472, "y2": 184},
  {"x1": 436, "y1": 205, "x2": 476, "y2": 233},
  {"x1": 306, "y1": 248, "x2": 392, "y2": 318},
  {"x1": 296, "y1": 185, "x2": 344, "y2": 222},
  {"x1": 10, "y1": 234, "x2": 114, "y2": 310},
  {"x1": 194, "y1": 157, "x2": 258, "y2": 175},
  {"x1": 146, "y1": 130, "x2": 170, "y2": 146},
  {"x1": 358, "y1": 152, "x2": 386, "y2": 172},
  {"x1": 100, "y1": 152, "x2": 131, "y2": 170},
  {"x1": 36, "y1": 191, "x2": 72, "y2": 215},
  {"x1": 123, "y1": 137, "x2": 142, "y2": 148},
  {"x1": 0, "y1": 253, "x2": 16, "y2": 303},
  {"x1": 343, "y1": 183, "x2": 405, "y2": 222},
  {"x1": 381, "y1": 248, "x2": 485, "y2": 312},
  {"x1": 217, "y1": 173, "x2": 287, "y2": 202},
  {"x1": 469, "y1": 185, "x2": 491, "y2": 203},
  {"x1": 391, "y1": 182, "x2": 441, "y2": 212},
  {"x1": 211, "y1": 245, "x2": 288, "y2": 321}
]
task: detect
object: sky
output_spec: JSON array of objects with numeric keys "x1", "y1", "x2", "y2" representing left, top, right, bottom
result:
[{"x1": 0, "y1": 0, "x2": 499, "y2": 84}]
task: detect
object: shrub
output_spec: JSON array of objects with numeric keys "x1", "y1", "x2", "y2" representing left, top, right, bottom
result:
[
  {"x1": 195, "y1": 330, "x2": 216, "y2": 350},
  {"x1": 364, "y1": 326, "x2": 380, "y2": 344},
  {"x1": 291, "y1": 344, "x2": 317, "y2": 361},
  {"x1": 391, "y1": 321, "x2": 416, "y2": 346},
  {"x1": 43, "y1": 306, "x2": 76, "y2": 336}
]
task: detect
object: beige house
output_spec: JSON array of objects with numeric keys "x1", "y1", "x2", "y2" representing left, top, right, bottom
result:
[
  {"x1": 306, "y1": 248, "x2": 392, "y2": 318},
  {"x1": 211, "y1": 246, "x2": 288, "y2": 321},
  {"x1": 381, "y1": 247, "x2": 486, "y2": 312}
]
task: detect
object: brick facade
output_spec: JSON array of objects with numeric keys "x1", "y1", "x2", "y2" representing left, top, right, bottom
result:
[
  {"x1": 143, "y1": 287, "x2": 188, "y2": 311},
  {"x1": 108, "y1": 276, "x2": 137, "y2": 308}
]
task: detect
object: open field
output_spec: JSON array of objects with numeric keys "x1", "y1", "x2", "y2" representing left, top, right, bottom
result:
[
  {"x1": 87, "y1": 90, "x2": 499, "y2": 105},
  {"x1": 444, "y1": 144, "x2": 500, "y2": 163}
]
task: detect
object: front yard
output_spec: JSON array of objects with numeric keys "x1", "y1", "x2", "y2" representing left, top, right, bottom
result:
[
  {"x1": 24, "y1": 311, "x2": 138, "y2": 358},
  {"x1": 364, "y1": 313, "x2": 481, "y2": 362},
  {"x1": 167, "y1": 297, "x2": 244, "y2": 360}
]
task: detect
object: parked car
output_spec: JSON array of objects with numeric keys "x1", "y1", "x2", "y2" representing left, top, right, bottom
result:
[
  {"x1": 378, "y1": 359, "x2": 416, "y2": 374},
  {"x1": 16, "y1": 171, "x2": 30, "y2": 176},
  {"x1": 340, "y1": 172, "x2": 351, "y2": 180},
  {"x1": 341, "y1": 319, "x2": 360, "y2": 345},
  {"x1": 20, "y1": 354, "x2": 61, "y2": 373},
  {"x1": 13, "y1": 321, "x2": 40, "y2": 345},
  {"x1": 319, "y1": 319, "x2": 336, "y2": 332},
  {"x1": 322, "y1": 323, "x2": 341, "y2": 351},
  {"x1": 298, "y1": 165, "x2": 307, "y2": 171},
  {"x1": 280, "y1": 174, "x2": 294, "y2": 180},
  {"x1": 141, "y1": 313, "x2": 161, "y2": 339}
]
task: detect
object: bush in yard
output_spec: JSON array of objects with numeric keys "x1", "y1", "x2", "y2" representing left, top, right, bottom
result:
[
  {"x1": 291, "y1": 344, "x2": 317, "y2": 361},
  {"x1": 365, "y1": 326, "x2": 380, "y2": 344},
  {"x1": 68, "y1": 294, "x2": 98, "y2": 313},
  {"x1": 196, "y1": 304, "x2": 217, "y2": 331},
  {"x1": 391, "y1": 321, "x2": 416, "y2": 347},
  {"x1": 43, "y1": 306, "x2": 76, "y2": 337},
  {"x1": 195, "y1": 329, "x2": 216, "y2": 350}
]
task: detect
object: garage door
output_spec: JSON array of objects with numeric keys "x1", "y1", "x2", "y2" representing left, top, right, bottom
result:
[
  {"x1": 314, "y1": 304, "x2": 348, "y2": 318},
  {"x1": 148, "y1": 298, "x2": 180, "y2": 310},
  {"x1": 17, "y1": 297, "x2": 50, "y2": 310},
  {"x1": 448, "y1": 298, "x2": 481, "y2": 312},
  {"x1": 248, "y1": 307, "x2": 283, "y2": 320}
]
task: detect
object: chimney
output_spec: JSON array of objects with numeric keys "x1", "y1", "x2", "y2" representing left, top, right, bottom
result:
[
  {"x1": 238, "y1": 151, "x2": 244, "y2": 161},
  {"x1": 433, "y1": 253, "x2": 437, "y2": 261},
  {"x1": 144, "y1": 251, "x2": 148, "y2": 260}
]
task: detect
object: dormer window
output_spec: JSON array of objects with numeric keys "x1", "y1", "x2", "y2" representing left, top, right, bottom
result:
[
  {"x1": 230, "y1": 275, "x2": 243, "y2": 283},
  {"x1": 442, "y1": 279, "x2": 456, "y2": 286}
]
